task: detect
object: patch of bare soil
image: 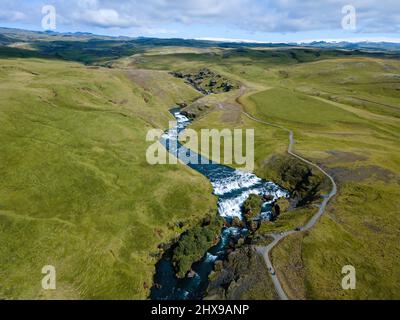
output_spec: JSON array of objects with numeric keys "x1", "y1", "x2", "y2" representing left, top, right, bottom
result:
[
  {"x1": 363, "y1": 221, "x2": 383, "y2": 234},
  {"x1": 321, "y1": 150, "x2": 368, "y2": 165},
  {"x1": 125, "y1": 69, "x2": 154, "y2": 91},
  {"x1": 182, "y1": 103, "x2": 213, "y2": 119},
  {"x1": 329, "y1": 165, "x2": 397, "y2": 183},
  {"x1": 218, "y1": 102, "x2": 242, "y2": 124}
]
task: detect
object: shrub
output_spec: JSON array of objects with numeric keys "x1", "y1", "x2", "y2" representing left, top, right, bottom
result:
[
  {"x1": 243, "y1": 194, "x2": 263, "y2": 219},
  {"x1": 172, "y1": 214, "x2": 223, "y2": 278}
]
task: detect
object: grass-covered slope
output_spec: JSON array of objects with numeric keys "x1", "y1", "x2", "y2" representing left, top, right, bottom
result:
[
  {"x1": 131, "y1": 48, "x2": 400, "y2": 299},
  {"x1": 0, "y1": 58, "x2": 216, "y2": 299},
  {"x1": 240, "y1": 59, "x2": 400, "y2": 299},
  {"x1": 1, "y1": 42, "x2": 399, "y2": 300},
  {"x1": 279, "y1": 58, "x2": 400, "y2": 115}
]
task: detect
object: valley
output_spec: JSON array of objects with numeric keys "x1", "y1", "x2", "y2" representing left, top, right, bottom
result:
[{"x1": 0, "y1": 29, "x2": 399, "y2": 300}]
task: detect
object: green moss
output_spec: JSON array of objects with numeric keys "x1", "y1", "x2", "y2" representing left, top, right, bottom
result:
[
  {"x1": 172, "y1": 214, "x2": 223, "y2": 278},
  {"x1": 0, "y1": 58, "x2": 217, "y2": 299},
  {"x1": 243, "y1": 194, "x2": 263, "y2": 218},
  {"x1": 261, "y1": 155, "x2": 326, "y2": 206}
]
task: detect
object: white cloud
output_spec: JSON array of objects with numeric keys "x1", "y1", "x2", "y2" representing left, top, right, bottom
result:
[
  {"x1": 0, "y1": 10, "x2": 26, "y2": 22},
  {"x1": 74, "y1": 9, "x2": 136, "y2": 28},
  {"x1": 0, "y1": 0, "x2": 399, "y2": 34}
]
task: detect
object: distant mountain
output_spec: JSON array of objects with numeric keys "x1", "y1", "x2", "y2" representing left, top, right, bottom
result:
[
  {"x1": 0, "y1": 33, "x2": 13, "y2": 45},
  {"x1": 1, "y1": 27, "x2": 399, "y2": 54},
  {"x1": 0, "y1": 27, "x2": 118, "y2": 42},
  {"x1": 303, "y1": 40, "x2": 400, "y2": 52}
]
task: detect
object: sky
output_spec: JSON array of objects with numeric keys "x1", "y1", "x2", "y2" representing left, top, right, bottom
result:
[{"x1": 0, "y1": 0, "x2": 399, "y2": 43}]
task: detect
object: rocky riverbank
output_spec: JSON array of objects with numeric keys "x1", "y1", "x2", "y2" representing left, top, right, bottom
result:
[
  {"x1": 170, "y1": 68, "x2": 239, "y2": 95},
  {"x1": 205, "y1": 246, "x2": 279, "y2": 300},
  {"x1": 151, "y1": 110, "x2": 288, "y2": 300}
]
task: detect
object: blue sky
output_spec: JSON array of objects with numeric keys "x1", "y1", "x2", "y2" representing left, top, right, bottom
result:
[{"x1": 1, "y1": 0, "x2": 399, "y2": 42}]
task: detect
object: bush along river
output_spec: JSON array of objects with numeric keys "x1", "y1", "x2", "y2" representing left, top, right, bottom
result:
[{"x1": 150, "y1": 109, "x2": 288, "y2": 300}]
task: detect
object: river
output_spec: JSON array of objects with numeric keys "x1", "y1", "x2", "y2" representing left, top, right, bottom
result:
[{"x1": 150, "y1": 109, "x2": 287, "y2": 300}]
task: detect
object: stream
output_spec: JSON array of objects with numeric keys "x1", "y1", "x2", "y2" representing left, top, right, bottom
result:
[{"x1": 150, "y1": 109, "x2": 288, "y2": 300}]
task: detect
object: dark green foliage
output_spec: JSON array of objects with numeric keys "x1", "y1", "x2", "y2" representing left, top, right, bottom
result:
[
  {"x1": 206, "y1": 246, "x2": 278, "y2": 300},
  {"x1": 172, "y1": 214, "x2": 223, "y2": 278},
  {"x1": 0, "y1": 46, "x2": 47, "y2": 59},
  {"x1": 242, "y1": 194, "x2": 263, "y2": 232},
  {"x1": 32, "y1": 40, "x2": 142, "y2": 64},
  {"x1": 263, "y1": 155, "x2": 325, "y2": 206},
  {"x1": 170, "y1": 68, "x2": 238, "y2": 94},
  {"x1": 0, "y1": 34, "x2": 13, "y2": 45},
  {"x1": 242, "y1": 194, "x2": 263, "y2": 218}
]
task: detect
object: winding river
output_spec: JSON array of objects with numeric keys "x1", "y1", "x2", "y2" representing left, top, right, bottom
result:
[{"x1": 150, "y1": 109, "x2": 287, "y2": 300}]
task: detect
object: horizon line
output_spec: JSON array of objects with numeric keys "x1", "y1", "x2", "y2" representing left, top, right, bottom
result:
[{"x1": 1, "y1": 26, "x2": 400, "y2": 44}]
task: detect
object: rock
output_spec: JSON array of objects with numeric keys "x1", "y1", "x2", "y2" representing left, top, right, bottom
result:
[
  {"x1": 236, "y1": 238, "x2": 245, "y2": 247},
  {"x1": 176, "y1": 221, "x2": 185, "y2": 228},
  {"x1": 157, "y1": 243, "x2": 169, "y2": 251},
  {"x1": 205, "y1": 247, "x2": 278, "y2": 300},
  {"x1": 261, "y1": 154, "x2": 325, "y2": 206},
  {"x1": 271, "y1": 197, "x2": 290, "y2": 220},
  {"x1": 263, "y1": 194, "x2": 274, "y2": 202},
  {"x1": 248, "y1": 221, "x2": 259, "y2": 233},
  {"x1": 177, "y1": 102, "x2": 188, "y2": 108},
  {"x1": 187, "y1": 269, "x2": 197, "y2": 278},
  {"x1": 170, "y1": 68, "x2": 238, "y2": 94},
  {"x1": 154, "y1": 283, "x2": 162, "y2": 289},
  {"x1": 214, "y1": 260, "x2": 223, "y2": 272},
  {"x1": 243, "y1": 194, "x2": 263, "y2": 218},
  {"x1": 276, "y1": 197, "x2": 290, "y2": 212},
  {"x1": 272, "y1": 204, "x2": 281, "y2": 219},
  {"x1": 181, "y1": 110, "x2": 196, "y2": 119},
  {"x1": 170, "y1": 71, "x2": 184, "y2": 78},
  {"x1": 231, "y1": 217, "x2": 245, "y2": 228}
]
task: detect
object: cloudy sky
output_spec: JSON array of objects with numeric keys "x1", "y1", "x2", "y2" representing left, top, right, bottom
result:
[{"x1": 1, "y1": 0, "x2": 399, "y2": 42}]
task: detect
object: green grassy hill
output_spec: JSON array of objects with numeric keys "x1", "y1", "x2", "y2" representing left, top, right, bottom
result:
[
  {"x1": 1, "y1": 40, "x2": 399, "y2": 300},
  {"x1": 131, "y1": 47, "x2": 400, "y2": 299},
  {"x1": 0, "y1": 58, "x2": 216, "y2": 299}
]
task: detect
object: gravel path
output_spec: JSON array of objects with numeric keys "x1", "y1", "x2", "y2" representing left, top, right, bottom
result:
[{"x1": 242, "y1": 110, "x2": 337, "y2": 300}]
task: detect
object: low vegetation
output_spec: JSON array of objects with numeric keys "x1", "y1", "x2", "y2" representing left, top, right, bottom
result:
[
  {"x1": 170, "y1": 68, "x2": 239, "y2": 94},
  {"x1": 136, "y1": 47, "x2": 400, "y2": 299},
  {"x1": 206, "y1": 247, "x2": 278, "y2": 300},
  {"x1": 261, "y1": 155, "x2": 327, "y2": 206},
  {"x1": 1, "y1": 30, "x2": 399, "y2": 299},
  {"x1": 172, "y1": 214, "x2": 223, "y2": 278},
  {"x1": 243, "y1": 194, "x2": 263, "y2": 219},
  {"x1": 242, "y1": 194, "x2": 264, "y2": 232},
  {"x1": 0, "y1": 58, "x2": 216, "y2": 299}
]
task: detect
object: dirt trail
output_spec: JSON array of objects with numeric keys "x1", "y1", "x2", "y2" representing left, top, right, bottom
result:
[
  {"x1": 233, "y1": 87, "x2": 337, "y2": 300},
  {"x1": 209, "y1": 84, "x2": 337, "y2": 299}
]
